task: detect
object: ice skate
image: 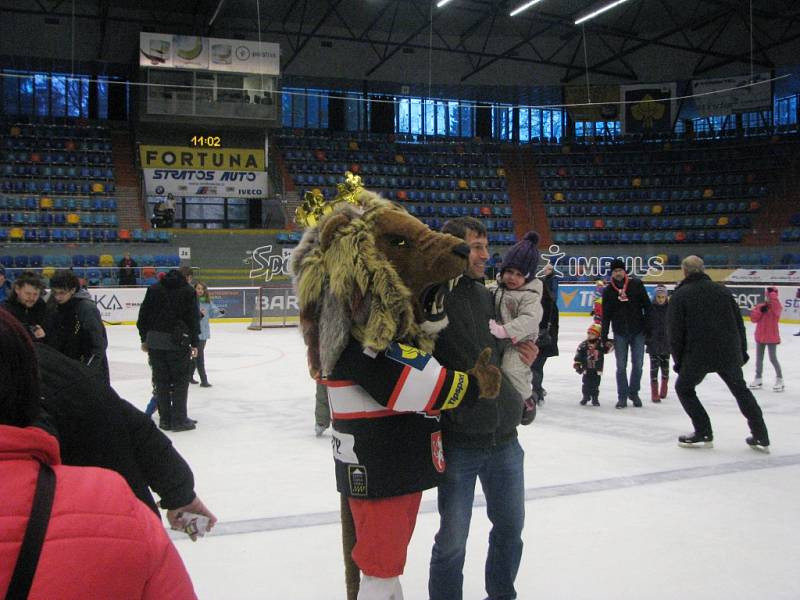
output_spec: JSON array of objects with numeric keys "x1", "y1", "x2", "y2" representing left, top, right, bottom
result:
[
  {"x1": 773, "y1": 378, "x2": 784, "y2": 392},
  {"x1": 615, "y1": 399, "x2": 627, "y2": 409},
  {"x1": 314, "y1": 424, "x2": 328, "y2": 437},
  {"x1": 678, "y1": 432, "x2": 713, "y2": 448},
  {"x1": 591, "y1": 396, "x2": 600, "y2": 407},
  {"x1": 357, "y1": 575, "x2": 404, "y2": 600},
  {"x1": 749, "y1": 378, "x2": 762, "y2": 389},
  {"x1": 746, "y1": 436, "x2": 770, "y2": 453},
  {"x1": 659, "y1": 377, "x2": 668, "y2": 399},
  {"x1": 580, "y1": 396, "x2": 589, "y2": 406},
  {"x1": 630, "y1": 394, "x2": 643, "y2": 407}
]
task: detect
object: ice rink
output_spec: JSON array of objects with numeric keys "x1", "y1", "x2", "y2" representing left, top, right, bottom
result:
[{"x1": 106, "y1": 317, "x2": 800, "y2": 600}]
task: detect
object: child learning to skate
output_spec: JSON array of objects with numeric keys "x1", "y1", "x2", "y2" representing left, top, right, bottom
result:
[
  {"x1": 749, "y1": 286, "x2": 784, "y2": 392},
  {"x1": 646, "y1": 284, "x2": 670, "y2": 402},
  {"x1": 488, "y1": 232, "x2": 543, "y2": 425},
  {"x1": 574, "y1": 323, "x2": 608, "y2": 406}
]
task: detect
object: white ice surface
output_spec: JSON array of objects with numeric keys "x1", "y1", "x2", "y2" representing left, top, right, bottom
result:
[{"x1": 107, "y1": 319, "x2": 800, "y2": 600}]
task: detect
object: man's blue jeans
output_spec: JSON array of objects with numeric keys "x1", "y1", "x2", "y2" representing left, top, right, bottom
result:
[
  {"x1": 429, "y1": 439, "x2": 525, "y2": 600},
  {"x1": 614, "y1": 332, "x2": 646, "y2": 401}
]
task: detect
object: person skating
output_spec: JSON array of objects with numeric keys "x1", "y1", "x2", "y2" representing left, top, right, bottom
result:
[
  {"x1": 574, "y1": 323, "x2": 608, "y2": 406},
  {"x1": 749, "y1": 287, "x2": 784, "y2": 392},
  {"x1": 193, "y1": 281, "x2": 224, "y2": 388},
  {"x1": 646, "y1": 284, "x2": 671, "y2": 402},
  {"x1": 668, "y1": 256, "x2": 770, "y2": 453},
  {"x1": 601, "y1": 259, "x2": 651, "y2": 408}
]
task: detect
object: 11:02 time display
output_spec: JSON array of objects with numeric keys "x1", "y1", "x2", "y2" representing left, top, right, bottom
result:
[{"x1": 191, "y1": 136, "x2": 222, "y2": 147}]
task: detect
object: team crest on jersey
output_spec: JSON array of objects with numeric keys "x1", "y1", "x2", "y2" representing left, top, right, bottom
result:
[
  {"x1": 431, "y1": 431, "x2": 446, "y2": 473},
  {"x1": 347, "y1": 464, "x2": 368, "y2": 496},
  {"x1": 385, "y1": 342, "x2": 432, "y2": 371}
]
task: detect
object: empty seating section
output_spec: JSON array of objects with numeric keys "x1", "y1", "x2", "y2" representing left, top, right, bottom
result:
[
  {"x1": 539, "y1": 137, "x2": 796, "y2": 245},
  {"x1": 781, "y1": 212, "x2": 800, "y2": 244},
  {"x1": 277, "y1": 129, "x2": 517, "y2": 245},
  {"x1": 0, "y1": 253, "x2": 180, "y2": 287},
  {"x1": 0, "y1": 120, "x2": 148, "y2": 243}
]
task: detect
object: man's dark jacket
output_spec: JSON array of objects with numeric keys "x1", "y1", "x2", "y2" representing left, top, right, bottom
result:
[
  {"x1": 34, "y1": 344, "x2": 195, "y2": 513},
  {"x1": 601, "y1": 275, "x2": 651, "y2": 342},
  {"x1": 136, "y1": 270, "x2": 200, "y2": 349},
  {"x1": 667, "y1": 272, "x2": 748, "y2": 373},
  {"x1": 434, "y1": 275, "x2": 522, "y2": 448}
]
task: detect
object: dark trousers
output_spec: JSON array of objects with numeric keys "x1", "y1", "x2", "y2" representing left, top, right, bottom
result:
[
  {"x1": 649, "y1": 353, "x2": 670, "y2": 382},
  {"x1": 192, "y1": 339, "x2": 208, "y2": 384},
  {"x1": 582, "y1": 371, "x2": 601, "y2": 399},
  {"x1": 530, "y1": 354, "x2": 549, "y2": 401},
  {"x1": 675, "y1": 363, "x2": 769, "y2": 441},
  {"x1": 149, "y1": 348, "x2": 192, "y2": 426}
]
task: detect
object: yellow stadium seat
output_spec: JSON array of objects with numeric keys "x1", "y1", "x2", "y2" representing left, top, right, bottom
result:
[
  {"x1": 652, "y1": 204, "x2": 663, "y2": 215},
  {"x1": 497, "y1": 168, "x2": 506, "y2": 177},
  {"x1": 42, "y1": 267, "x2": 56, "y2": 280},
  {"x1": 66, "y1": 213, "x2": 80, "y2": 225},
  {"x1": 9, "y1": 227, "x2": 24, "y2": 241},
  {"x1": 91, "y1": 182, "x2": 105, "y2": 194},
  {"x1": 395, "y1": 154, "x2": 405, "y2": 164},
  {"x1": 554, "y1": 192, "x2": 565, "y2": 202},
  {"x1": 99, "y1": 254, "x2": 114, "y2": 267},
  {"x1": 703, "y1": 188, "x2": 714, "y2": 198},
  {"x1": 458, "y1": 179, "x2": 468, "y2": 190},
  {"x1": 717, "y1": 216, "x2": 729, "y2": 226},
  {"x1": 657, "y1": 253, "x2": 668, "y2": 265},
  {"x1": 632, "y1": 177, "x2": 642, "y2": 188},
  {"x1": 10, "y1": 126, "x2": 21, "y2": 137},
  {"x1": 39, "y1": 196, "x2": 53, "y2": 210},
  {"x1": 348, "y1": 141, "x2": 359, "y2": 150}
]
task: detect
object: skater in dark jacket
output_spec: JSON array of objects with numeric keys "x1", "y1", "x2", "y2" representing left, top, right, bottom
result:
[
  {"x1": 601, "y1": 259, "x2": 651, "y2": 408},
  {"x1": 0, "y1": 270, "x2": 47, "y2": 340},
  {"x1": 668, "y1": 256, "x2": 770, "y2": 452},
  {"x1": 137, "y1": 269, "x2": 200, "y2": 432},
  {"x1": 46, "y1": 269, "x2": 109, "y2": 384},
  {"x1": 574, "y1": 323, "x2": 607, "y2": 406},
  {"x1": 646, "y1": 284, "x2": 671, "y2": 403}
]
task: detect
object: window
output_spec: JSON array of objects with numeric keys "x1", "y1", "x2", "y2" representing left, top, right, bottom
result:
[
  {"x1": 774, "y1": 94, "x2": 798, "y2": 126},
  {"x1": 574, "y1": 120, "x2": 621, "y2": 139},
  {"x1": 491, "y1": 104, "x2": 513, "y2": 140}
]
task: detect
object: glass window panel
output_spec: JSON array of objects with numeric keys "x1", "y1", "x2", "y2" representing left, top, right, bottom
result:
[
  {"x1": 3, "y1": 73, "x2": 18, "y2": 115},
  {"x1": 397, "y1": 98, "x2": 410, "y2": 133},
  {"x1": 67, "y1": 77, "x2": 81, "y2": 117},
  {"x1": 436, "y1": 101, "x2": 446, "y2": 136},
  {"x1": 460, "y1": 102, "x2": 473, "y2": 137},
  {"x1": 19, "y1": 74, "x2": 33, "y2": 115},
  {"x1": 34, "y1": 73, "x2": 48, "y2": 116},
  {"x1": 409, "y1": 98, "x2": 422, "y2": 135},
  {"x1": 307, "y1": 93, "x2": 320, "y2": 128},
  {"x1": 51, "y1": 74, "x2": 66, "y2": 116},
  {"x1": 319, "y1": 93, "x2": 329, "y2": 129},
  {"x1": 423, "y1": 99, "x2": 435, "y2": 135},
  {"x1": 519, "y1": 108, "x2": 530, "y2": 142},
  {"x1": 448, "y1": 101, "x2": 460, "y2": 136},
  {"x1": 81, "y1": 77, "x2": 89, "y2": 117},
  {"x1": 98, "y1": 76, "x2": 108, "y2": 120},
  {"x1": 292, "y1": 93, "x2": 306, "y2": 128},
  {"x1": 282, "y1": 88, "x2": 293, "y2": 127}
]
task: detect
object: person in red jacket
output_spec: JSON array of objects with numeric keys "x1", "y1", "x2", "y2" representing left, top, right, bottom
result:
[
  {"x1": 0, "y1": 310, "x2": 197, "y2": 600},
  {"x1": 749, "y1": 287, "x2": 784, "y2": 392}
]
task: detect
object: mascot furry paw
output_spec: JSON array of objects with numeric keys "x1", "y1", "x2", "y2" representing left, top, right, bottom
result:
[{"x1": 292, "y1": 174, "x2": 501, "y2": 600}]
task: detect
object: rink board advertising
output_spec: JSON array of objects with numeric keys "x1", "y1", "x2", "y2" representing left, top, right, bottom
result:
[{"x1": 85, "y1": 284, "x2": 799, "y2": 324}]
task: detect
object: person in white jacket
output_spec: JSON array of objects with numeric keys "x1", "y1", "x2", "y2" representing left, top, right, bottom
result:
[{"x1": 488, "y1": 232, "x2": 543, "y2": 425}]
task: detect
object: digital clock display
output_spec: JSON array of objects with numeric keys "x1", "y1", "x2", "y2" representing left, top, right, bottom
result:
[{"x1": 191, "y1": 136, "x2": 222, "y2": 147}]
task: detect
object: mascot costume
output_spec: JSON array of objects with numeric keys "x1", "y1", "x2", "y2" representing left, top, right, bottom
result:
[{"x1": 292, "y1": 173, "x2": 502, "y2": 600}]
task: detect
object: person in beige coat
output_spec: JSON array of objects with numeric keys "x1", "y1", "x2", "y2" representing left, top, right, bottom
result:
[{"x1": 489, "y1": 232, "x2": 543, "y2": 424}]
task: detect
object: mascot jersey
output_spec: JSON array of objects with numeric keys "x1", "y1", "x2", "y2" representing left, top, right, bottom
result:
[{"x1": 325, "y1": 337, "x2": 480, "y2": 499}]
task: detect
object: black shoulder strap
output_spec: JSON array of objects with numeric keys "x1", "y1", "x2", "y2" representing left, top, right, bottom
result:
[{"x1": 5, "y1": 462, "x2": 56, "y2": 600}]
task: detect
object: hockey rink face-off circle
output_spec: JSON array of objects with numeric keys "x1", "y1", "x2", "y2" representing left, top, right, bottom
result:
[{"x1": 106, "y1": 319, "x2": 800, "y2": 599}]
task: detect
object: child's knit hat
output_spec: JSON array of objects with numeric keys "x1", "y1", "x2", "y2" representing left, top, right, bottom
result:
[
  {"x1": 500, "y1": 231, "x2": 540, "y2": 281},
  {"x1": 587, "y1": 323, "x2": 602, "y2": 337}
]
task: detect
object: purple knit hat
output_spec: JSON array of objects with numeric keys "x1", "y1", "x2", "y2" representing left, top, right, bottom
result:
[{"x1": 500, "y1": 232, "x2": 541, "y2": 281}]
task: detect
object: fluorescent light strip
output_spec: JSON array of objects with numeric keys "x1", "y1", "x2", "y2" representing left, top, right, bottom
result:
[
  {"x1": 509, "y1": 0, "x2": 546, "y2": 17},
  {"x1": 574, "y1": 0, "x2": 632, "y2": 25},
  {"x1": 436, "y1": 0, "x2": 455, "y2": 7}
]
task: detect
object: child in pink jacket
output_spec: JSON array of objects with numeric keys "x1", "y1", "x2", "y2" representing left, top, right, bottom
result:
[{"x1": 749, "y1": 287, "x2": 784, "y2": 392}]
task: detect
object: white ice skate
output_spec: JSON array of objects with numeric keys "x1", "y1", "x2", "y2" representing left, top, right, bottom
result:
[
  {"x1": 748, "y1": 378, "x2": 762, "y2": 389},
  {"x1": 773, "y1": 378, "x2": 784, "y2": 392},
  {"x1": 357, "y1": 576, "x2": 404, "y2": 600}
]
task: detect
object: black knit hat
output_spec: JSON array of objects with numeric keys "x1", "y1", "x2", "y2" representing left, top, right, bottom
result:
[
  {"x1": 610, "y1": 258, "x2": 626, "y2": 272},
  {"x1": 500, "y1": 231, "x2": 540, "y2": 281}
]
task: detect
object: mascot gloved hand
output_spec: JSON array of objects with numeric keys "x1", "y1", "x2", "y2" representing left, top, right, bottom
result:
[{"x1": 292, "y1": 174, "x2": 499, "y2": 600}]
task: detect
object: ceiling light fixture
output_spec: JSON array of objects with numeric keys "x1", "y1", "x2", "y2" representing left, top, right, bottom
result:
[
  {"x1": 509, "y1": 0, "x2": 546, "y2": 17},
  {"x1": 436, "y1": 0, "x2": 455, "y2": 7},
  {"x1": 574, "y1": 0, "x2": 632, "y2": 25}
]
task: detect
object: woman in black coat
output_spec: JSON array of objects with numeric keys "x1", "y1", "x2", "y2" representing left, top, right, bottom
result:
[{"x1": 531, "y1": 269, "x2": 559, "y2": 404}]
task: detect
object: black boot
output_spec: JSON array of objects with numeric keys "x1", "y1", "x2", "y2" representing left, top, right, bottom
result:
[
  {"x1": 678, "y1": 432, "x2": 713, "y2": 448},
  {"x1": 580, "y1": 396, "x2": 589, "y2": 406},
  {"x1": 591, "y1": 395, "x2": 600, "y2": 406}
]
